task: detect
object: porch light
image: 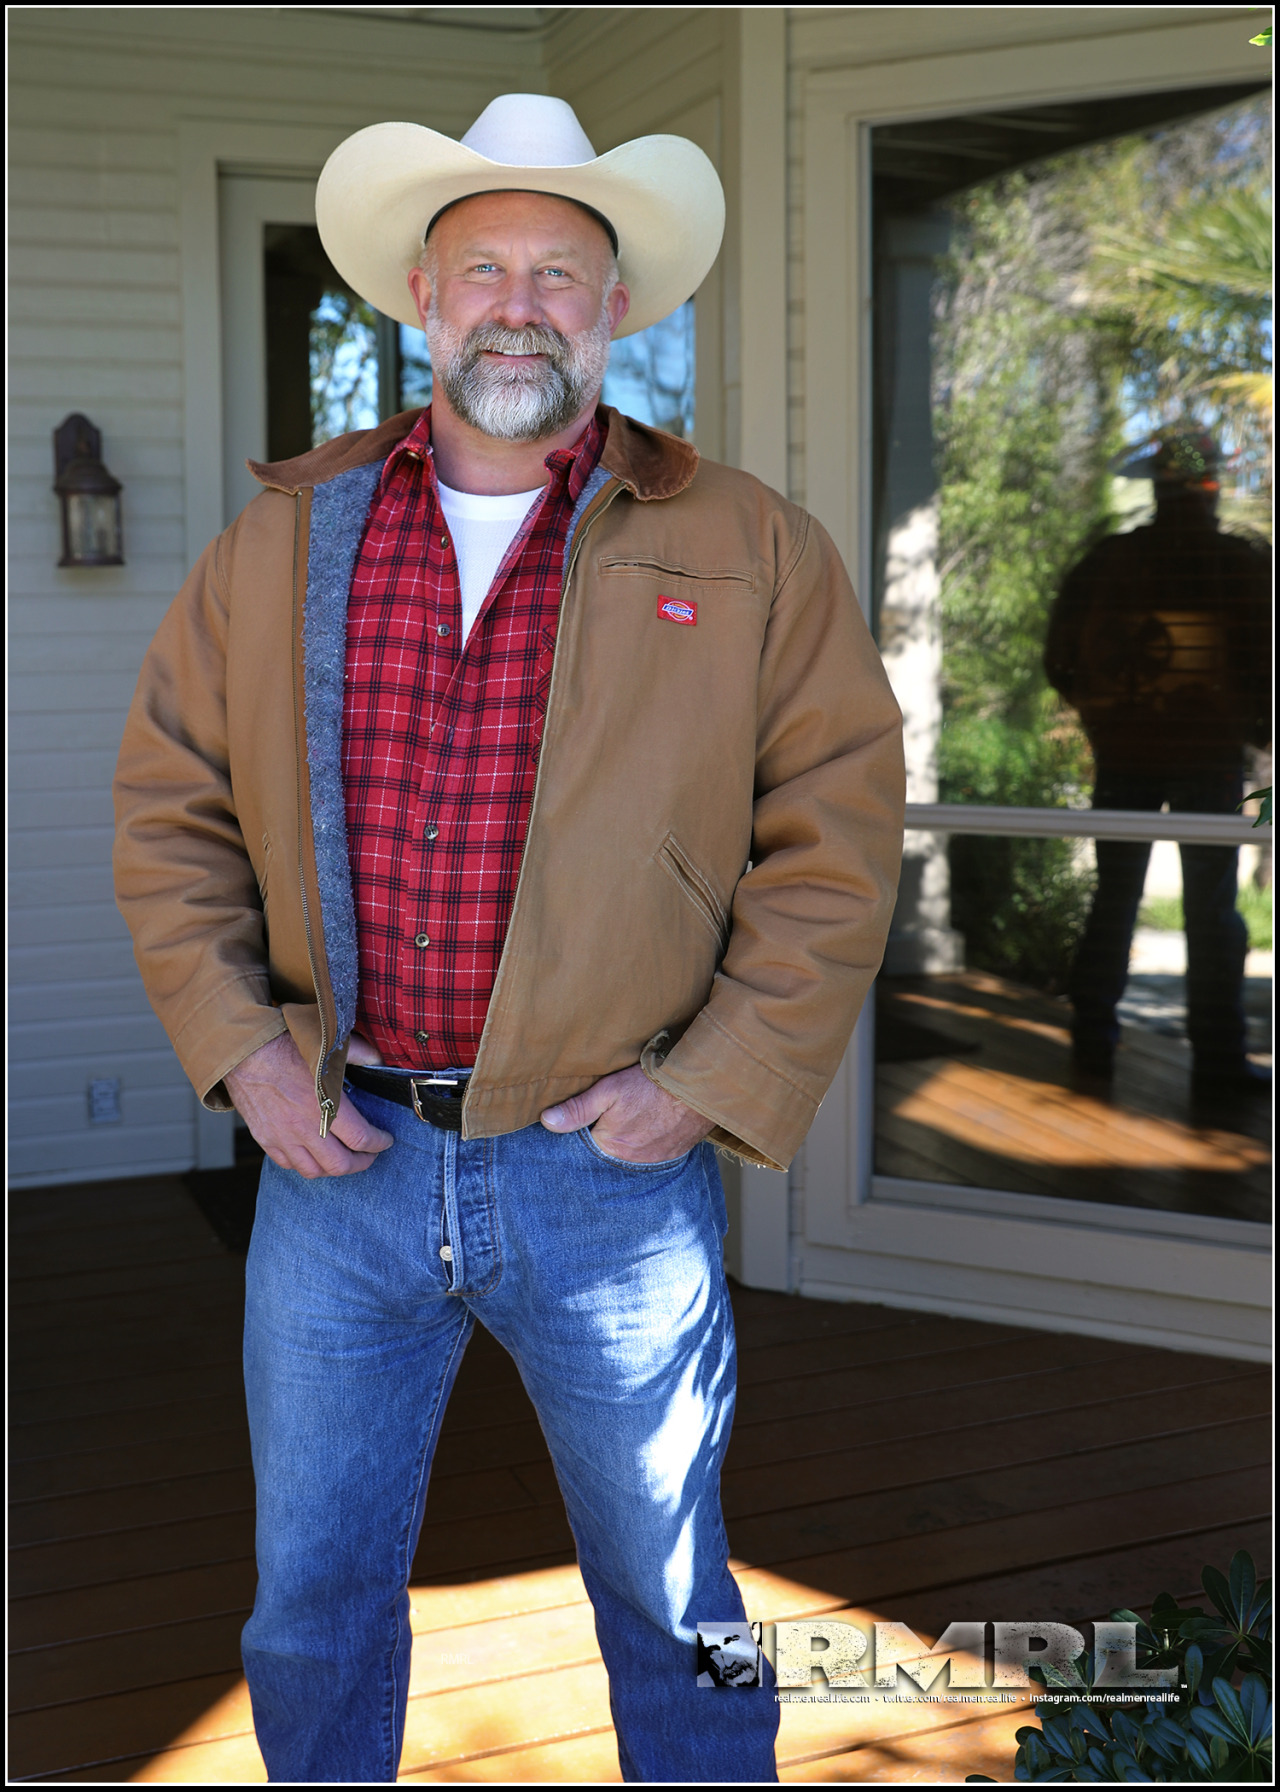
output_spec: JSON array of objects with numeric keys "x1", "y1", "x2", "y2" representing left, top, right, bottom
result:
[{"x1": 53, "y1": 414, "x2": 124, "y2": 566}]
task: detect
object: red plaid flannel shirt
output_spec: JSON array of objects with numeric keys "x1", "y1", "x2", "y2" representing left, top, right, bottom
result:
[{"x1": 342, "y1": 406, "x2": 605, "y2": 1069}]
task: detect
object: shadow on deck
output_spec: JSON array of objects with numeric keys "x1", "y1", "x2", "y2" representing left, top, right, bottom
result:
[{"x1": 9, "y1": 1170, "x2": 1271, "y2": 1782}]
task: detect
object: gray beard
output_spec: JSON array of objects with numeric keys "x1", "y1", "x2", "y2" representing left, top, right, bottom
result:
[{"x1": 424, "y1": 310, "x2": 613, "y2": 441}]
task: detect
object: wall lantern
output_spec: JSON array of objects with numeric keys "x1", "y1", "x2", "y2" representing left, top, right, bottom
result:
[{"x1": 53, "y1": 413, "x2": 124, "y2": 566}]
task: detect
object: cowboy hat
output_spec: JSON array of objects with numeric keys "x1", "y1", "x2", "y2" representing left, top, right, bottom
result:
[
  {"x1": 1114, "y1": 432, "x2": 1225, "y2": 488},
  {"x1": 315, "y1": 93, "x2": 725, "y2": 338}
]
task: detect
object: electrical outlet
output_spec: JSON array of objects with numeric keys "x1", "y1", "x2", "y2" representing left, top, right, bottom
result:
[{"x1": 87, "y1": 1078, "x2": 122, "y2": 1124}]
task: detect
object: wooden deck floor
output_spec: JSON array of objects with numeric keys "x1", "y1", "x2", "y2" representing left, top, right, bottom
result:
[
  {"x1": 10, "y1": 1172, "x2": 1271, "y2": 1784},
  {"x1": 876, "y1": 972, "x2": 1271, "y2": 1223}
]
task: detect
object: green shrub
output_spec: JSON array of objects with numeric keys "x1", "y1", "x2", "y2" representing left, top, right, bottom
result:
[
  {"x1": 1237, "y1": 881, "x2": 1272, "y2": 951},
  {"x1": 1139, "y1": 884, "x2": 1273, "y2": 951},
  {"x1": 949, "y1": 834, "x2": 1095, "y2": 993},
  {"x1": 941, "y1": 709, "x2": 1096, "y2": 992},
  {"x1": 966, "y1": 1550, "x2": 1272, "y2": 1783}
]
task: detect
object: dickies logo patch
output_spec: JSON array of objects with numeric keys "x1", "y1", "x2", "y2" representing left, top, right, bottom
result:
[{"x1": 657, "y1": 596, "x2": 697, "y2": 626}]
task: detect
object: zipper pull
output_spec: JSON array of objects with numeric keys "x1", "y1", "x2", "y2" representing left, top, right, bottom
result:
[{"x1": 318, "y1": 1096, "x2": 337, "y2": 1140}]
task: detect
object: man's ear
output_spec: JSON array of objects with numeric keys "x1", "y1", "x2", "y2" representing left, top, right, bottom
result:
[
  {"x1": 608, "y1": 281, "x2": 631, "y2": 337},
  {"x1": 406, "y1": 265, "x2": 433, "y2": 333}
]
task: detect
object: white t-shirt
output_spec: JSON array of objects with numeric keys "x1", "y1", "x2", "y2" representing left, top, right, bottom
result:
[{"x1": 435, "y1": 480, "x2": 546, "y2": 641}]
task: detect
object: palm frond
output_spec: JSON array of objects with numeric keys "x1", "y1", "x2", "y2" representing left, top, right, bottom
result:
[{"x1": 1092, "y1": 188, "x2": 1271, "y2": 331}]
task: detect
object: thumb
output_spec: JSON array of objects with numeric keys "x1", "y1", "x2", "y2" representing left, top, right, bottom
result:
[
  {"x1": 541, "y1": 1080, "x2": 613, "y2": 1133},
  {"x1": 333, "y1": 1089, "x2": 394, "y2": 1153}
]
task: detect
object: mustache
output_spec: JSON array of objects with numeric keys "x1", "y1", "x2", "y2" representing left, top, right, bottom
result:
[{"x1": 456, "y1": 322, "x2": 574, "y2": 369}]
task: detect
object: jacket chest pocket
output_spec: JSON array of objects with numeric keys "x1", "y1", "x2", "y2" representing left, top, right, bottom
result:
[
  {"x1": 597, "y1": 556, "x2": 757, "y2": 596},
  {"x1": 594, "y1": 557, "x2": 761, "y2": 664}
]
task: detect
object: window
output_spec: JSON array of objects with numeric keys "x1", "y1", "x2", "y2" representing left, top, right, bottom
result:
[{"x1": 871, "y1": 86, "x2": 1272, "y2": 1222}]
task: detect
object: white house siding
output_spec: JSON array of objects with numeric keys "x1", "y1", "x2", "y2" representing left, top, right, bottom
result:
[{"x1": 8, "y1": 7, "x2": 546, "y2": 1188}]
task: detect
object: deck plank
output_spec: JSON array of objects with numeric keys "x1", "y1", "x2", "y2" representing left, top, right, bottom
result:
[
  {"x1": 737, "y1": 1464, "x2": 1272, "y2": 1613},
  {"x1": 721, "y1": 1376, "x2": 1269, "y2": 1513},
  {"x1": 10, "y1": 1559, "x2": 262, "y2": 1653}
]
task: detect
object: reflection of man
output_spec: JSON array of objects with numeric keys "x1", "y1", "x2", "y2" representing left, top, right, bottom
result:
[
  {"x1": 113, "y1": 94, "x2": 903, "y2": 1783},
  {"x1": 1045, "y1": 434, "x2": 1271, "y2": 1093}
]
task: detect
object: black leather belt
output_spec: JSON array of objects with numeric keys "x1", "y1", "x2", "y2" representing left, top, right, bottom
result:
[{"x1": 345, "y1": 1064, "x2": 470, "y2": 1132}]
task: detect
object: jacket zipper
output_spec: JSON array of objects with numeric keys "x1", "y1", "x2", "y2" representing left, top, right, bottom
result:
[
  {"x1": 462, "y1": 476, "x2": 626, "y2": 1125},
  {"x1": 290, "y1": 490, "x2": 336, "y2": 1138}
]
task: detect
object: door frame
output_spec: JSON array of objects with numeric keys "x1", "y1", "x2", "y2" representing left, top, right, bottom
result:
[
  {"x1": 179, "y1": 121, "x2": 348, "y2": 568},
  {"x1": 739, "y1": 13, "x2": 1272, "y2": 1359},
  {"x1": 218, "y1": 172, "x2": 320, "y2": 525}
]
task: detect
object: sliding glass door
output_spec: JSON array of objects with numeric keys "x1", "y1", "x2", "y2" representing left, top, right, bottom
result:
[{"x1": 753, "y1": 19, "x2": 1272, "y2": 1357}]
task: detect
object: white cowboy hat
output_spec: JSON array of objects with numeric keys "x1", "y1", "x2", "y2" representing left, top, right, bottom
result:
[{"x1": 315, "y1": 93, "x2": 725, "y2": 338}]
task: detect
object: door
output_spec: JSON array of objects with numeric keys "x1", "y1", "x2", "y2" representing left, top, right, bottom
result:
[
  {"x1": 748, "y1": 16, "x2": 1271, "y2": 1358},
  {"x1": 220, "y1": 175, "x2": 317, "y2": 523}
]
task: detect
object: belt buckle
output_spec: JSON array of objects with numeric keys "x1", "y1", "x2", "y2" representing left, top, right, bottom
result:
[{"x1": 409, "y1": 1075, "x2": 461, "y2": 1124}]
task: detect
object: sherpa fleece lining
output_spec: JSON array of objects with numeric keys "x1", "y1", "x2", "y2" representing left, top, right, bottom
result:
[
  {"x1": 300, "y1": 456, "x2": 616, "y2": 1068},
  {"x1": 304, "y1": 461, "x2": 382, "y2": 1066},
  {"x1": 564, "y1": 464, "x2": 612, "y2": 561}
]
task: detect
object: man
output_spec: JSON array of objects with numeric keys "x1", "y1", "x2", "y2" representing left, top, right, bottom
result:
[
  {"x1": 114, "y1": 94, "x2": 904, "y2": 1782},
  {"x1": 1045, "y1": 433, "x2": 1271, "y2": 1094}
]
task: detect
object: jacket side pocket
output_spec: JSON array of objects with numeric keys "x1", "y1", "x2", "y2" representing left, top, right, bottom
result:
[
  {"x1": 258, "y1": 831, "x2": 272, "y2": 918},
  {"x1": 656, "y1": 832, "x2": 730, "y2": 951}
]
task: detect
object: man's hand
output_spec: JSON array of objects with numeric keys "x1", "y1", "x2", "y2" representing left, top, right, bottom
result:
[
  {"x1": 225, "y1": 1032, "x2": 394, "y2": 1179},
  {"x1": 540, "y1": 1064, "x2": 713, "y2": 1163}
]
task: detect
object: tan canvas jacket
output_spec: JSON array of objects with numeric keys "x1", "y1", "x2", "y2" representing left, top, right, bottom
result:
[{"x1": 113, "y1": 408, "x2": 904, "y2": 1170}]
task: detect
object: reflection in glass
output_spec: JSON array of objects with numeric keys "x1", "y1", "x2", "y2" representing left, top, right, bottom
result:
[
  {"x1": 399, "y1": 324, "x2": 433, "y2": 411},
  {"x1": 871, "y1": 87, "x2": 1272, "y2": 1219},
  {"x1": 874, "y1": 852, "x2": 1270, "y2": 1223},
  {"x1": 1046, "y1": 438, "x2": 1270, "y2": 1086},
  {"x1": 310, "y1": 289, "x2": 380, "y2": 441},
  {"x1": 603, "y1": 301, "x2": 696, "y2": 438}
]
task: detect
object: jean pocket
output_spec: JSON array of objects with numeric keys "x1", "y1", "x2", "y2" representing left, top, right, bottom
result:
[{"x1": 577, "y1": 1126, "x2": 694, "y2": 1173}]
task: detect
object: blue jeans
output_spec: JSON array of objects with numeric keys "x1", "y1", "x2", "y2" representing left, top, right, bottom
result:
[
  {"x1": 1069, "y1": 767, "x2": 1249, "y2": 1064},
  {"x1": 241, "y1": 1091, "x2": 780, "y2": 1783}
]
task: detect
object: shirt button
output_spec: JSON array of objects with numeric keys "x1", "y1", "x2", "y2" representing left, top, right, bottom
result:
[
  {"x1": 441, "y1": 533, "x2": 450, "y2": 548},
  {"x1": 414, "y1": 932, "x2": 430, "y2": 949},
  {"x1": 414, "y1": 1030, "x2": 430, "y2": 1044},
  {"x1": 424, "y1": 824, "x2": 439, "y2": 841},
  {"x1": 405, "y1": 449, "x2": 421, "y2": 460},
  {"x1": 437, "y1": 623, "x2": 451, "y2": 638},
  {"x1": 439, "y1": 1245, "x2": 453, "y2": 1261}
]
